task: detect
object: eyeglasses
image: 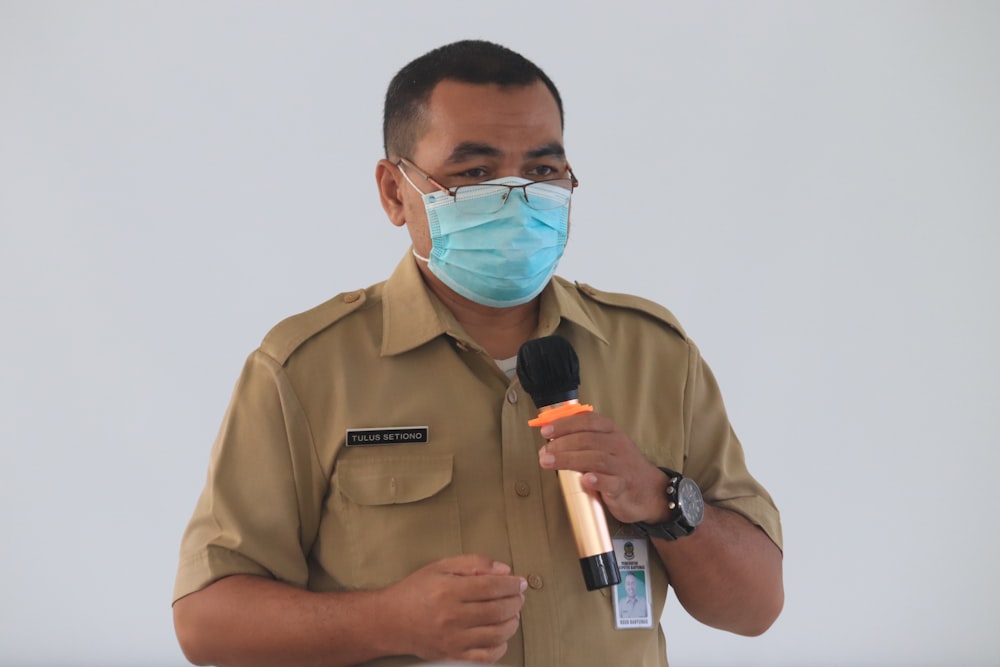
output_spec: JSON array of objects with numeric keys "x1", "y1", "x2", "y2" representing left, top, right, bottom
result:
[{"x1": 396, "y1": 157, "x2": 578, "y2": 215}]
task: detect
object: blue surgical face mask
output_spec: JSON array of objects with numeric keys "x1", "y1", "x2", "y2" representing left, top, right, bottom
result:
[{"x1": 402, "y1": 174, "x2": 570, "y2": 308}]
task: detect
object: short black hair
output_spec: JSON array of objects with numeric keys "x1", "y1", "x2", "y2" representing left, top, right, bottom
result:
[{"x1": 382, "y1": 39, "x2": 564, "y2": 158}]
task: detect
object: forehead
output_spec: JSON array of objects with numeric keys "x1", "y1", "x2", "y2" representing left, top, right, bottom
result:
[{"x1": 412, "y1": 79, "x2": 564, "y2": 165}]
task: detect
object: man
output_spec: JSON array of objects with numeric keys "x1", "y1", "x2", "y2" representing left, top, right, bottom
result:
[
  {"x1": 619, "y1": 573, "x2": 649, "y2": 620},
  {"x1": 173, "y1": 40, "x2": 783, "y2": 667}
]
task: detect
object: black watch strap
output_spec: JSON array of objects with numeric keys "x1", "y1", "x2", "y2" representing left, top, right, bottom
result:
[{"x1": 633, "y1": 467, "x2": 699, "y2": 541}]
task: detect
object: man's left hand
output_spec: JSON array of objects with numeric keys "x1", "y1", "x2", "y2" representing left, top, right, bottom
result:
[{"x1": 537, "y1": 411, "x2": 671, "y2": 525}]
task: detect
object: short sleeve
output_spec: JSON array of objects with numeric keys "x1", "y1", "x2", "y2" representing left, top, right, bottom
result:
[
  {"x1": 681, "y1": 343, "x2": 783, "y2": 551},
  {"x1": 173, "y1": 350, "x2": 326, "y2": 603}
]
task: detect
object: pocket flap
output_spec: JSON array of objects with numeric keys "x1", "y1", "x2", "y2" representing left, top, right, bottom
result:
[{"x1": 335, "y1": 455, "x2": 454, "y2": 506}]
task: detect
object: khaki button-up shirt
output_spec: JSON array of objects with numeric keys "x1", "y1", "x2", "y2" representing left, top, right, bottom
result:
[{"x1": 175, "y1": 254, "x2": 782, "y2": 667}]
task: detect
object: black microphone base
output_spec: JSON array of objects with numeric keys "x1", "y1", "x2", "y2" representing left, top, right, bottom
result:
[{"x1": 580, "y1": 551, "x2": 621, "y2": 590}]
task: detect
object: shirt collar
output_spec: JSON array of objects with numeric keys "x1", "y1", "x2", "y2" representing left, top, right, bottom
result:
[
  {"x1": 380, "y1": 251, "x2": 608, "y2": 357},
  {"x1": 380, "y1": 253, "x2": 455, "y2": 356},
  {"x1": 541, "y1": 276, "x2": 609, "y2": 345}
]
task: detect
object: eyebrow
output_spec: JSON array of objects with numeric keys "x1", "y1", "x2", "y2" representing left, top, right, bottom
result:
[
  {"x1": 445, "y1": 142, "x2": 501, "y2": 163},
  {"x1": 525, "y1": 142, "x2": 566, "y2": 160},
  {"x1": 444, "y1": 141, "x2": 567, "y2": 164}
]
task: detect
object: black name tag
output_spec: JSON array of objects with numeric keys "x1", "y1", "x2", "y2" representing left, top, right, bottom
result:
[{"x1": 346, "y1": 426, "x2": 429, "y2": 446}]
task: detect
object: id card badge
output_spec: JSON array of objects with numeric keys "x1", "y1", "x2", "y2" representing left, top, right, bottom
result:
[{"x1": 612, "y1": 537, "x2": 654, "y2": 629}]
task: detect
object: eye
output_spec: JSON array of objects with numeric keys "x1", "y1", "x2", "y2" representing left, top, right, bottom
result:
[
  {"x1": 452, "y1": 167, "x2": 489, "y2": 182},
  {"x1": 527, "y1": 164, "x2": 561, "y2": 179}
]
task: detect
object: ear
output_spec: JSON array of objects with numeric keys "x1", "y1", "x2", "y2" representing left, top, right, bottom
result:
[{"x1": 376, "y1": 159, "x2": 407, "y2": 228}]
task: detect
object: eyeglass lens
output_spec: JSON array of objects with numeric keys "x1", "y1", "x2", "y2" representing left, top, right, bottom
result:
[{"x1": 454, "y1": 180, "x2": 573, "y2": 214}]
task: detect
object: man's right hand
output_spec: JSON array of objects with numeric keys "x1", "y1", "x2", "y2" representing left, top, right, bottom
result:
[
  {"x1": 173, "y1": 555, "x2": 526, "y2": 667},
  {"x1": 385, "y1": 554, "x2": 527, "y2": 664}
]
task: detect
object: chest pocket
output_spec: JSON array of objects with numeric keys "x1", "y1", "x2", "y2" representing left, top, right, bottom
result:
[{"x1": 328, "y1": 454, "x2": 462, "y2": 589}]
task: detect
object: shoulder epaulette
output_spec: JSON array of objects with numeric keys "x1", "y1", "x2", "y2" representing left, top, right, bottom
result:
[
  {"x1": 260, "y1": 289, "x2": 369, "y2": 364},
  {"x1": 575, "y1": 282, "x2": 687, "y2": 340}
]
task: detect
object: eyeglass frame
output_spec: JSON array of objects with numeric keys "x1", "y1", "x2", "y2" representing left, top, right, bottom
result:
[{"x1": 395, "y1": 156, "x2": 579, "y2": 206}]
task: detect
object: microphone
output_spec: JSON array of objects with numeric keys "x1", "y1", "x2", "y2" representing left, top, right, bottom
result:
[{"x1": 517, "y1": 335, "x2": 621, "y2": 591}]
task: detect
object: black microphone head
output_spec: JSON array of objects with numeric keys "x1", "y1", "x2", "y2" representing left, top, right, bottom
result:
[{"x1": 516, "y1": 335, "x2": 580, "y2": 408}]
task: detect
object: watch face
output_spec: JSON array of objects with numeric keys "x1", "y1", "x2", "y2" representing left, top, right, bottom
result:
[{"x1": 677, "y1": 478, "x2": 705, "y2": 526}]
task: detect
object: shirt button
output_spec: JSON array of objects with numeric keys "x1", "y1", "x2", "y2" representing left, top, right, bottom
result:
[
  {"x1": 506, "y1": 388, "x2": 518, "y2": 404},
  {"x1": 527, "y1": 574, "x2": 544, "y2": 589},
  {"x1": 514, "y1": 481, "x2": 530, "y2": 497},
  {"x1": 343, "y1": 291, "x2": 361, "y2": 303}
]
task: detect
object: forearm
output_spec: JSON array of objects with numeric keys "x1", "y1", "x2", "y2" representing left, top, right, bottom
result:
[
  {"x1": 173, "y1": 574, "x2": 398, "y2": 667},
  {"x1": 653, "y1": 504, "x2": 783, "y2": 636}
]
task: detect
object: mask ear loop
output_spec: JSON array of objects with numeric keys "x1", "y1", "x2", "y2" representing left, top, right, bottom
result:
[{"x1": 398, "y1": 163, "x2": 435, "y2": 264}]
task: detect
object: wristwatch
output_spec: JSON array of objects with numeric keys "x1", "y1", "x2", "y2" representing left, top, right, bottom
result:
[{"x1": 633, "y1": 467, "x2": 705, "y2": 540}]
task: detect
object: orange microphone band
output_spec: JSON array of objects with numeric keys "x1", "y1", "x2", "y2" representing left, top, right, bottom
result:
[{"x1": 528, "y1": 402, "x2": 593, "y2": 427}]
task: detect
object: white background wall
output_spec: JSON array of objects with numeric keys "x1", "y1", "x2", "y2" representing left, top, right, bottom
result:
[{"x1": 2, "y1": 2, "x2": 998, "y2": 665}]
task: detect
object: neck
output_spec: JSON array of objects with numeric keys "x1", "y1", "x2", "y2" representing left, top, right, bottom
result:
[{"x1": 418, "y1": 263, "x2": 539, "y2": 359}]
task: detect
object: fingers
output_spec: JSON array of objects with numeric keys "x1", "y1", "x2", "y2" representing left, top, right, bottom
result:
[
  {"x1": 538, "y1": 411, "x2": 613, "y2": 441},
  {"x1": 536, "y1": 411, "x2": 635, "y2": 473},
  {"x1": 434, "y1": 553, "x2": 512, "y2": 577},
  {"x1": 453, "y1": 616, "x2": 520, "y2": 663},
  {"x1": 416, "y1": 555, "x2": 527, "y2": 617},
  {"x1": 406, "y1": 557, "x2": 525, "y2": 664},
  {"x1": 535, "y1": 412, "x2": 666, "y2": 523},
  {"x1": 456, "y1": 590, "x2": 526, "y2": 627},
  {"x1": 421, "y1": 609, "x2": 519, "y2": 664},
  {"x1": 448, "y1": 573, "x2": 527, "y2": 610},
  {"x1": 428, "y1": 556, "x2": 526, "y2": 607},
  {"x1": 539, "y1": 443, "x2": 619, "y2": 475},
  {"x1": 580, "y1": 470, "x2": 627, "y2": 499}
]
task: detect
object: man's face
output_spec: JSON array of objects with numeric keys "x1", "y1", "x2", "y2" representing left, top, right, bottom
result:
[
  {"x1": 625, "y1": 574, "x2": 637, "y2": 598},
  {"x1": 396, "y1": 78, "x2": 569, "y2": 262}
]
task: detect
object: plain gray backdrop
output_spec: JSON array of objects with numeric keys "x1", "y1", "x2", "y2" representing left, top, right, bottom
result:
[{"x1": 1, "y1": 1, "x2": 998, "y2": 665}]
